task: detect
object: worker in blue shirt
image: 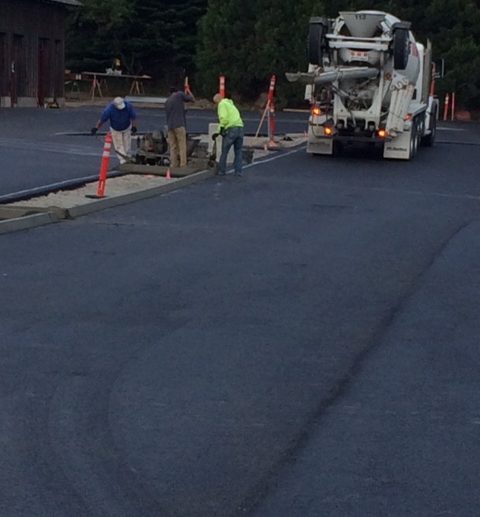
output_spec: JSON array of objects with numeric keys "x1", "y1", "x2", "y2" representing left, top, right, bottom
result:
[{"x1": 91, "y1": 97, "x2": 137, "y2": 164}]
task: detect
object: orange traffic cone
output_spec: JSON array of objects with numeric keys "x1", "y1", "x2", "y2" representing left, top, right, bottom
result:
[
  {"x1": 165, "y1": 168, "x2": 171, "y2": 179},
  {"x1": 86, "y1": 132, "x2": 112, "y2": 199}
]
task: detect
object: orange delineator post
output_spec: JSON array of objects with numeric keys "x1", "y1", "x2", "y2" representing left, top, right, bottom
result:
[
  {"x1": 219, "y1": 75, "x2": 225, "y2": 98},
  {"x1": 267, "y1": 75, "x2": 277, "y2": 145},
  {"x1": 95, "y1": 132, "x2": 112, "y2": 198},
  {"x1": 267, "y1": 74, "x2": 276, "y2": 104},
  {"x1": 184, "y1": 77, "x2": 195, "y2": 99},
  {"x1": 184, "y1": 76, "x2": 192, "y2": 95},
  {"x1": 451, "y1": 92, "x2": 456, "y2": 121},
  {"x1": 443, "y1": 93, "x2": 450, "y2": 121},
  {"x1": 255, "y1": 75, "x2": 277, "y2": 140}
]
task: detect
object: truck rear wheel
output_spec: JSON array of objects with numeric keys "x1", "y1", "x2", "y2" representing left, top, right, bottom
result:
[
  {"x1": 308, "y1": 18, "x2": 327, "y2": 65},
  {"x1": 393, "y1": 28, "x2": 410, "y2": 70},
  {"x1": 422, "y1": 107, "x2": 437, "y2": 147},
  {"x1": 408, "y1": 120, "x2": 418, "y2": 159}
]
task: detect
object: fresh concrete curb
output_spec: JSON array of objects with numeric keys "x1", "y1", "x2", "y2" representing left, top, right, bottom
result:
[
  {"x1": 0, "y1": 169, "x2": 214, "y2": 235},
  {"x1": 0, "y1": 211, "x2": 61, "y2": 235},
  {"x1": 66, "y1": 169, "x2": 214, "y2": 218},
  {"x1": 0, "y1": 133, "x2": 306, "y2": 236}
]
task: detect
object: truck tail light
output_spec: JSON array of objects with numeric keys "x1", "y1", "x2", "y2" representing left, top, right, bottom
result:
[
  {"x1": 377, "y1": 129, "x2": 388, "y2": 138},
  {"x1": 311, "y1": 105, "x2": 321, "y2": 116}
]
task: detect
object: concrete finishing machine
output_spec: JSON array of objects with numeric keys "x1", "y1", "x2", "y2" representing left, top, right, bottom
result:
[{"x1": 286, "y1": 10, "x2": 439, "y2": 160}]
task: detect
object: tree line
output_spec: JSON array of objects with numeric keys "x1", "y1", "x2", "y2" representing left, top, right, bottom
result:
[{"x1": 66, "y1": 0, "x2": 480, "y2": 110}]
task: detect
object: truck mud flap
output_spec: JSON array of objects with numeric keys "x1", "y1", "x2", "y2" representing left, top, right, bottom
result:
[
  {"x1": 383, "y1": 130, "x2": 412, "y2": 160},
  {"x1": 307, "y1": 137, "x2": 333, "y2": 155}
]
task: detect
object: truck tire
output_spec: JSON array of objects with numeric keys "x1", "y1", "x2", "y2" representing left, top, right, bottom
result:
[
  {"x1": 308, "y1": 18, "x2": 327, "y2": 65},
  {"x1": 333, "y1": 140, "x2": 343, "y2": 156},
  {"x1": 408, "y1": 119, "x2": 418, "y2": 159},
  {"x1": 422, "y1": 107, "x2": 437, "y2": 147},
  {"x1": 393, "y1": 28, "x2": 410, "y2": 70}
]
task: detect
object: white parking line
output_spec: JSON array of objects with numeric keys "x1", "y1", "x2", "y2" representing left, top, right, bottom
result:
[{"x1": 244, "y1": 147, "x2": 304, "y2": 169}]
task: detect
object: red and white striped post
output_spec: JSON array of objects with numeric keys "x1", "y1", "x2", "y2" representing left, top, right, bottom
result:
[
  {"x1": 267, "y1": 74, "x2": 276, "y2": 105},
  {"x1": 443, "y1": 93, "x2": 450, "y2": 121},
  {"x1": 219, "y1": 75, "x2": 225, "y2": 98},
  {"x1": 267, "y1": 75, "x2": 277, "y2": 146},
  {"x1": 94, "y1": 132, "x2": 112, "y2": 198},
  {"x1": 255, "y1": 75, "x2": 277, "y2": 141}
]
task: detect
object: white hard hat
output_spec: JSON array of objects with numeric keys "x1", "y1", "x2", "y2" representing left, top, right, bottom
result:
[{"x1": 113, "y1": 96, "x2": 126, "y2": 109}]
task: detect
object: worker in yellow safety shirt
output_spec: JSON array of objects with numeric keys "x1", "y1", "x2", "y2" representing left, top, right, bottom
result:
[{"x1": 212, "y1": 93, "x2": 244, "y2": 177}]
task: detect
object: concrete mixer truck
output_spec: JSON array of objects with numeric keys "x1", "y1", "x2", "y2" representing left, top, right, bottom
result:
[{"x1": 286, "y1": 11, "x2": 439, "y2": 160}]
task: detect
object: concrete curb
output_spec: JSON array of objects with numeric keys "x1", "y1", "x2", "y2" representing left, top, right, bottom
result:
[
  {"x1": 0, "y1": 134, "x2": 306, "y2": 236},
  {"x1": 0, "y1": 169, "x2": 214, "y2": 235},
  {"x1": 0, "y1": 211, "x2": 60, "y2": 235},
  {"x1": 66, "y1": 169, "x2": 214, "y2": 218}
]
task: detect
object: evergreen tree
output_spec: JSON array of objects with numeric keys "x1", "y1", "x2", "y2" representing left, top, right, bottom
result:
[
  {"x1": 129, "y1": 0, "x2": 207, "y2": 81},
  {"x1": 66, "y1": 0, "x2": 480, "y2": 108},
  {"x1": 195, "y1": 0, "x2": 326, "y2": 104},
  {"x1": 66, "y1": 0, "x2": 133, "y2": 72},
  {"x1": 251, "y1": 0, "x2": 327, "y2": 105},
  {"x1": 66, "y1": 0, "x2": 207, "y2": 85},
  {"x1": 424, "y1": 0, "x2": 480, "y2": 108},
  {"x1": 195, "y1": 0, "x2": 258, "y2": 99}
]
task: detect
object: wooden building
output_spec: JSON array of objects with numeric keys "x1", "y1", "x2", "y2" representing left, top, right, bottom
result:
[{"x1": 0, "y1": 0, "x2": 80, "y2": 107}]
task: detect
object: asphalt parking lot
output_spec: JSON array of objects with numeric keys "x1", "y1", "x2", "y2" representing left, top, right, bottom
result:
[
  {"x1": 0, "y1": 105, "x2": 309, "y2": 198},
  {"x1": 2, "y1": 105, "x2": 480, "y2": 516}
]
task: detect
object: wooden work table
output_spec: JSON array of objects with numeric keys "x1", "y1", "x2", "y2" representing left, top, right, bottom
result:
[{"x1": 79, "y1": 72, "x2": 152, "y2": 99}]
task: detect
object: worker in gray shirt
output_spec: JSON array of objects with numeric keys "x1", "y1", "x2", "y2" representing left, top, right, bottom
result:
[{"x1": 165, "y1": 85, "x2": 195, "y2": 167}]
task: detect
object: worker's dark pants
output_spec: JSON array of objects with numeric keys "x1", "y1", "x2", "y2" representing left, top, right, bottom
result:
[{"x1": 219, "y1": 126, "x2": 244, "y2": 175}]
